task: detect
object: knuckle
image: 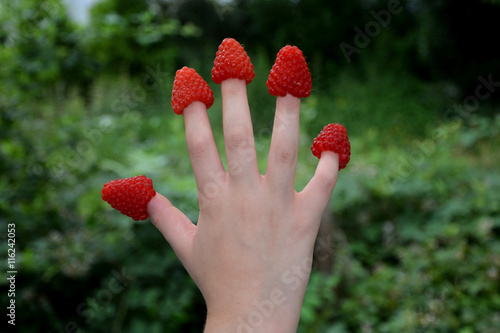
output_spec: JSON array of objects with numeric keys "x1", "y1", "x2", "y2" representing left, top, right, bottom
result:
[
  {"x1": 317, "y1": 172, "x2": 337, "y2": 191},
  {"x1": 188, "y1": 137, "x2": 210, "y2": 157},
  {"x1": 226, "y1": 129, "x2": 249, "y2": 150},
  {"x1": 275, "y1": 146, "x2": 297, "y2": 165}
]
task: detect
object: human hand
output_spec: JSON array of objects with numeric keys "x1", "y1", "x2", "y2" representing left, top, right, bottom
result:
[
  {"x1": 148, "y1": 39, "x2": 348, "y2": 332},
  {"x1": 102, "y1": 38, "x2": 350, "y2": 332}
]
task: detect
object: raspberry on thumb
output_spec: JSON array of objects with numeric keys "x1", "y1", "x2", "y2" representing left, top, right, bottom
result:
[
  {"x1": 311, "y1": 124, "x2": 351, "y2": 170},
  {"x1": 171, "y1": 67, "x2": 214, "y2": 115},
  {"x1": 102, "y1": 175, "x2": 156, "y2": 221},
  {"x1": 267, "y1": 45, "x2": 312, "y2": 98}
]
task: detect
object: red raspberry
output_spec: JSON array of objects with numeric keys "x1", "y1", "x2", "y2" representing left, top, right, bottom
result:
[
  {"x1": 171, "y1": 66, "x2": 214, "y2": 115},
  {"x1": 266, "y1": 45, "x2": 312, "y2": 98},
  {"x1": 311, "y1": 124, "x2": 351, "y2": 170},
  {"x1": 212, "y1": 38, "x2": 255, "y2": 85},
  {"x1": 102, "y1": 175, "x2": 156, "y2": 221}
]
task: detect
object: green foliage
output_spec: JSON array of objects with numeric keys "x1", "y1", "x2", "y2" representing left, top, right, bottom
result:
[
  {"x1": 0, "y1": 0, "x2": 83, "y2": 95},
  {"x1": 1, "y1": 0, "x2": 499, "y2": 332},
  {"x1": 0, "y1": 74, "x2": 205, "y2": 332},
  {"x1": 299, "y1": 116, "x2": 500, "y2": 332},
  {"x1": 83, "y1": 0, "x2": 202, "y2": 75}
]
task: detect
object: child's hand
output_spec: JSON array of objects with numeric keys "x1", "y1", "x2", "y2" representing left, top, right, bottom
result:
[
  {"x1": 103, "y1": 39, "x2": 350, "y2": 332},
  {"x1": 149, "y1": 56, "x2": 341, "y2": 332}
]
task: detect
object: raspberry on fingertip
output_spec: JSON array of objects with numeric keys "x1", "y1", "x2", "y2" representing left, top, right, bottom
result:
[
  {"x1": 102, "y1": 175, "x2": 156, "y2": 221},
  {"x1": 311, "y1": 124, "x2": 351, "y2": 170},
  {"x1": 212, "y1": 38, "x2": 255, "y2": 85},
  {"x1": 267, "y1": 45, "x2": 312, "y2": 98},
  {"x1": 171, "y1": 67, "x2": 214, "y2": 115}
]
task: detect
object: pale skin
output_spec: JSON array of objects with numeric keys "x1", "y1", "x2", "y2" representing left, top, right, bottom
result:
[{"x1": 147, "y1": 78, "x2": 339, "y2": 332}]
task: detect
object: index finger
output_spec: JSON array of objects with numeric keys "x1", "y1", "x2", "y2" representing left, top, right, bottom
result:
[
  {"x1": 184, "y1": 102, "x2": 226, "y2": 193},
  {"x1": 221, "y1": 79, "x2": 259, "y2": 185}
]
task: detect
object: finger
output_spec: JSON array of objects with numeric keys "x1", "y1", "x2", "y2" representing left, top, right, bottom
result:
[
  {"x1": 221, "y1": 79, "x2": 259, "y2": 183},
  {"x1": 147, "y1": 193, "x2": 195, "y2": 264},
  {"x1": 184, "y1": 102, "x2": 226, "y2": 194},
  {"x1": 297, "y1": 152, "x2": 339, "y2": 219},
  {"x1": 265, "y1": 94, "x2": 301, "y2": 197}
]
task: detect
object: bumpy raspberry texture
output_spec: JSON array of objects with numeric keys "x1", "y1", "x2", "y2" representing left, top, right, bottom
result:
[
  {"x1": 266, "y1": 45, "x2": 312, "y2": 98},
  {"x1": 212, "y1": 38, "x2": 255, "y2": 85},
  {"x1": 102, "y1": 175, "x2": 156, "y2": 221},
  {"x1": 171, "y1": 66, "x2": 214, "y2": 115},
  {"x1": 311, "y1": 124, "x2": 351, "y2": 170}
]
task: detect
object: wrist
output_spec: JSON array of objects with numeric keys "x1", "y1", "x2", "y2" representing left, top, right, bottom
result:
[
  {"x1": 203, "y1": 287, "x2": 305, "y2": 333},
  {"x1": 204, "y1": 308, "x2": 301, "y2": 333}
]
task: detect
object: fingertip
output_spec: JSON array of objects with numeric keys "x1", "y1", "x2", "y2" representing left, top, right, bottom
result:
[
  {"x1": 315, "y1": 151, "x2": 340, "y2": 191},
  {"x1": 221, "y1": 78, "x2": 247, "y2": 96},
  {"x1": 183, "y1": 101, "x2": 211, "y2": 137},
  {"x1": 146, "y1": 192, "x2": 170, "y2": 222},
  {"x1": 147, "y1": 193, "x2": 193, "y2": 234},
  {"x1": 277, "y1": 93, "x2": 301, "y2": 109},
  {"x1": 146, "y1": 193, "x2": 196, "y2": 259},
  {"x1": 147, "y1": 193, "x2": 171, "y2": 234},
  {"x1": 295, "y1": 152, "x2": 339, "y2": 230}
]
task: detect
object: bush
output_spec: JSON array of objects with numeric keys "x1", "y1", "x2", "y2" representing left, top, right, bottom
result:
[
  {"x1": 299, "y1": 115, "x2": 500, "y2": 332},
  {"x1": 2, "y1": 1, "x2": 499, "y2": 332}
]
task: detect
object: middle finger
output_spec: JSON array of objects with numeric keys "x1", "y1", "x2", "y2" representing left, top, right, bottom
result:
[{"x1": 221, "y1": 79, "x2": 259, "y2": 185}]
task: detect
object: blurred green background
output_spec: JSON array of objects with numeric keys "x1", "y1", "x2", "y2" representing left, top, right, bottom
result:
[{"x1": 1, "y1": 0, "x2": 500, "y2": 332}]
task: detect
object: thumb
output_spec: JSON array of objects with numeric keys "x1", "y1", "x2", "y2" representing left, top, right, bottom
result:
[
  {"x1": 298, "y1": 152, "x2": 339, "y2": 220},
  {"x1": 147, "y1": 193, "x2": 195, "y2": 263}
]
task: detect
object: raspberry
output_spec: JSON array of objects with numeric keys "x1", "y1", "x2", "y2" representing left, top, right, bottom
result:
[
  {"x1": 171, "y1": 66, "x2": 214, "y2": 115},
  {"x1": 212, "y1": 38, "x2": 255, "y2": 85},
  {"x1": 102, "y1": 175, "x2": 156, "y2": 221},
  {"x1": 311, "y1": 124, "x2": 351, "y2": 170},
  {"x1": 266, "y1": 45, "x2": 312, "y2": 98}
]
